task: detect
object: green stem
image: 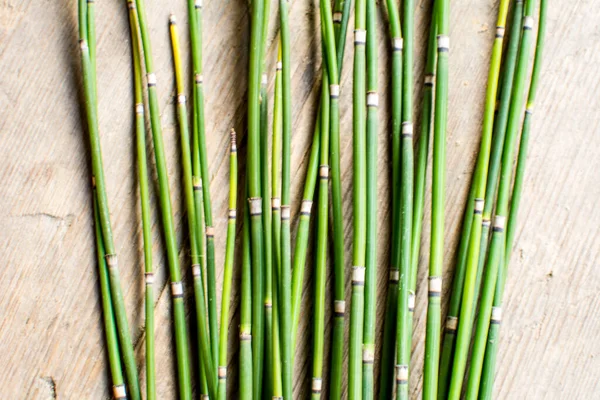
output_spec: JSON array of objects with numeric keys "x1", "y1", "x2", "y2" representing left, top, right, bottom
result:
[
  {"x1": 79, "y1": 1, "x2": 140, "y2": 397},
  {"x1": 348, "y1": 0, "x2": 367, "y2": 395},
  {"x1": 422, "y1": 0, "x2": 449, "y2": 397},
  {"x1": 218, "y1": 131, "x2": 238, "y2": 400},
  {"x1": 378, "y1": 0, "x2": 402, "y2": 396},
  {"x1": 93, "y1": 195, "x2": 126, "y2": 399},
  {"x1": 240, "y1": 200, "x2": 253, "y2": 400}
]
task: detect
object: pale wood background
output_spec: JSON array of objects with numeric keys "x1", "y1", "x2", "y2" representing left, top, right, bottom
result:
[{"x1": 1, "y1": 0, "x2": 599, "y2": 398}]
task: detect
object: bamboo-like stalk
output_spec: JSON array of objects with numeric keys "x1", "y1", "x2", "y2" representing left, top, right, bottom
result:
[
  {"x1": 79, "y1": 2, "x2": 140, "y2": 398},
  {"x1": 378, "y1": 0, "x2": 402, "y2": 396},
  {"x1": 271, "y1": 46, "x2": 284, "y2": 400},
  {"x1": 191, "y1": 0, "x2": 219, "y2": 374},
  {"x1": 422, "y1": 0, "x2": 450, "y2": 396},
  {"x1": 361, "y1": 0, "x2": 378, "y2": 396},
  {"x1": 259, "y1": 2, "x2": 272, "y2": 396},
  {"x1": 92, "y1": 195, "x2": 126, "y2": 399},
  {"x1": 130, "y1": 0, "x2": 191, "y2": 397},
  {"x1": 411, "y1": 1, "x2": 437, "y2": 313},
  {"x1": 128, "y1": 7, "x2": 154, "y2": 399},
  {"x1": 328, "y1": 0, "x2": 350, "y2": 394},
  {"x1": 444, "y1": 0, "x2": 511, "y2": 397},
  {"x1": 217, "y1": 130, "x2": 238, "y2": 400},
  {"x1": 311, "y1": 64, "x2": 330, "y2": 399},
  {"x1": 278, "y1": 0, "x2": 293, "y2": 397},
  {"x1": 240, "y1": 199, "x2": 253, "y2": 400},
  {"x1": 474, "y1": 0, "x2": 524, "y2": 315},
  {"x1": 395, "y1": 0, "x2": 416, "y2": 394},
  {"x1": 466, "y1": 0, "x2": 542, "y2": 395},
  {"x1": 247, "y1": 0, "x2": 266, "y2": 397},
  {"x1": 348, "y1": 0, "x2": 367, "y2": 395}
]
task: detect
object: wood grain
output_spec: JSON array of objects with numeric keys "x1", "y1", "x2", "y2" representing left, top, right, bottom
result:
[{"x1": 0, "y1": 0, "x2": 598, "y2": 398}]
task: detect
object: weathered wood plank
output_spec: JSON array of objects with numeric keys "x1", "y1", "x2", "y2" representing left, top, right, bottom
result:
[{"x1": 0, "y1": 0, "x2": 598, "y2": 398}]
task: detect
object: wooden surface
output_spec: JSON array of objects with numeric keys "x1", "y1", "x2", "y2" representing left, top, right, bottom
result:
[{"x1": 1, "y1": 0, "x2": 598, "y2": 398}]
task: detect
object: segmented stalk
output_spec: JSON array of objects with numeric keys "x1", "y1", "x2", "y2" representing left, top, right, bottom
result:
[
  {"x1": 396, "y1": 0, "x2": 415, "y2": 394},
  {"x1": 348, "y1": 0, "x2": 367, "y2": 395},
  {"x1": 218, "y1": 131, "x2": 238, "y2": 400},
  {"x1": 467, "y1": 0, "x2": 542, "y2": 395},
  {"x1": 79, "y1": 1, "x2": 140, "y2": 397},
  {"x1": 422, "y1": 0, "x2": 449, "y2": 396},
  {"x1": 378, "y1": 0, "x2": 402, "y2": 396},
  {"x1": 129, "y1": 8, "x2": 154, "y2": 399},
  {"x1": 240, "y1": 201, "x2": 253, "y2": 400},
  {"x1": 279, "y1": 0, "x2": 293, "y2": 397},
  {"x1": 92, "y1": 196, "x2": 126, "y2": 399}
]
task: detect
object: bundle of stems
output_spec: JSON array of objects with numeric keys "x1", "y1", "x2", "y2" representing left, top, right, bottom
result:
[
  {"x1": 347, "y1": 0, "x2": 367, "y2": 396},
  {"x1": 168, "y1": 16, "x2": 216, "y2": 400},
  {"x1": 129, "y1": 0, "x2": 192, "y2": 397},
  {"x1": 443, "y1": 0, "x2": 510, "y2": 396},
  {"x1": 127, "y1": 4, "x2": 154, "y2": 398},
  {"x1": 466, "y1": 0, "x2": 544, "y2": 396},
  {"x1": 378, "y1": 0, "x2": 402, "y2": 395},
  {"x1": 79, "y1": 1, "x2": 140, "y2": 398},
  {"x1": 438, "y1": 0, "x2": 523, "y2": 394},
  {"x1": 422, "y1": 0, "x2": 449, "y2": 396},
  {"x1": 479, "y1": 4, "x2": 546, "y2": 397}
]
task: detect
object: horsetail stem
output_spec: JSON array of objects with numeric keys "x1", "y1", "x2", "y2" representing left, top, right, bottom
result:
[
  {"x1": 92, "y1": 195, "x2": 126, "y2": 399},
  {"x1": 240, "y1": 198, "x2": 253, "y2": 400},
  {"x1": 361, "y1": 0, "x2": 378, "y2": 396},
  {"x1": 272, "y1": 45, "x2": 284, "y2": 398},
  {"x1": 279, "y1": 0, "x2": 293, "y2": 397},
  {"x1": 466, "y1": 0, "x2": 542, "y2": 395},
  {"x1": 378, "y1": 0, "x2": 402, "y2": 396},
  {"x1": 396, "y1": 0, "x2": 416, "y2": 395},
  {"x1": 328, "y1": 0, "x2": 350, "y2": 394},
  {"x1": 128, "y1": 6, "x2": 154, "y2": 398},
  {"x1": 348, "y1": 0, "x2": 367, "y2": 395},
  {"x1": 169, "y1": 16, "x2": 217, "y2": 399},
  {"x1": 423, "y1": 0, "x2": 449, "y2": 396},
  {"x1": 311, "y1": 64, "x2": 330, "y2": 400},
  {"x1": 131, "y1": 0, "x2": 191, "y2": 397},
  {"x1": 79, "y1": 1, "x2": 140, "y2": 397},
  {"x1": 217, "y1": 130, "x2": 238, "y2": 400}
]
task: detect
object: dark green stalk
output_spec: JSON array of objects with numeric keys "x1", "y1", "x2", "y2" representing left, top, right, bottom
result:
[
  {"x1": 93, "y1": 195, "x2": 126, "y2": 399},
  {"x1": 422, "y1": 0, "x2": 449, "y2": 396},
  {"x1": 396, "y1": 0, "x2": 415, "y2": 395},
  {"x1": 348, "y1": 0, "x2": 367, "y2": 395},
  {"x1": 247, "y1": 0, "x2": 266, "y2": 397},
  {"x1": 240, "y1": 200, "x2": 253, "y2": 400},
  {"x1": 272, "y1": 47, "x2": 284, "y2": 399},
  {"x1": 79, "y1": 1, "x2": 140, "y2": 397},
  {"x1": 471, "y1": 1, "x2": 545, "y2": 396},
  {"x1": 191, "y1": 0, "x2": 219, "y2": 373},
  {"x1": 129, "y1": 8, "x2": 154, "y2": 399},
  {"x1": 218, "y1": 131, "x2": 238, "y2": 400},
  {"x1": 279, "y1": 0, "x2": 292, "y2": 397},
  {"x1": 328, "y1": 0, "x2": 349, "y2": 394},
  {"x1": 361, "y1": 0, "x2": 378, "y2": 396},
  {"x1": 445, "y1": 0, "x2": 511, "y2": 396},
  {"x1": 378, "y1": 0, "x2": 402, "y2": 396}
]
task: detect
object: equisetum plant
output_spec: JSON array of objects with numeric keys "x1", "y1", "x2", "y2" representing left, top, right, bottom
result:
[{"x1": 78, "y1": 0, "x2": 547, "y2": 398}]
